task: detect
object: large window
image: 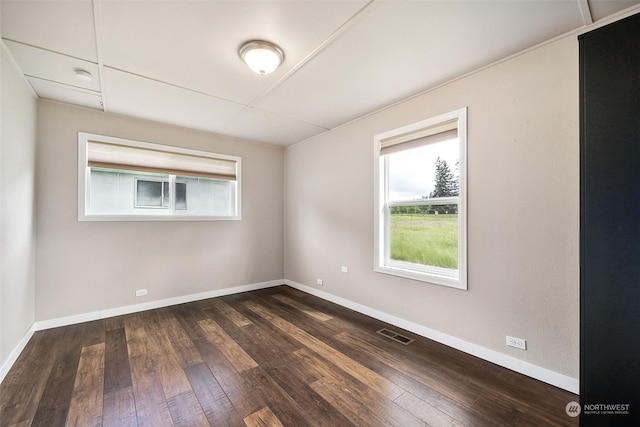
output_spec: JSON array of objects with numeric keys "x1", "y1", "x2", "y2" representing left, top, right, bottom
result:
[
  {"x1": 374, "y1": 108, "x2": 467, "y2": 289},
  {"x1": 78, "y1": 133, "x2": 241, "y2": 221}
]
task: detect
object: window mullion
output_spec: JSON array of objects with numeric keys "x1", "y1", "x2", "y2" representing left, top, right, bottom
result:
[
  {"x1": 387, "y1": 197, "x2": 459, "y2": 207},
  {"x1": 169, "y1": 175, "x2": 176, "y2": 214}
]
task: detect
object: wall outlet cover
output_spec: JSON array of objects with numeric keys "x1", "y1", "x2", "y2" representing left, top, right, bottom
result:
[{"x1": 506, "y1": 335, "x2": 526, "y2": 350}]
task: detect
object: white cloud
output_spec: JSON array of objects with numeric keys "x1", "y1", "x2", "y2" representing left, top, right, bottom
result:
[{"x1": 388, "y1": 138, "x2": 458, "y2": 201}]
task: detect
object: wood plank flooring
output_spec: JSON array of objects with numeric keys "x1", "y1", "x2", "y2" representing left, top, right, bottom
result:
[{"x1": 0, "y1": 285, "x2": 578, "y2": 426}]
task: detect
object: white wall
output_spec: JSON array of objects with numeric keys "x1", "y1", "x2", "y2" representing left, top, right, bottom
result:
[
  {"x1": 35, "y1": 100, "x2": 284, "y2": 321},
  {"x1": 285, "y1": 35, "x2": 579, "y2": 382},
  {"x1": 0, "y1": 43, "x2": 37, "y2": 372}
]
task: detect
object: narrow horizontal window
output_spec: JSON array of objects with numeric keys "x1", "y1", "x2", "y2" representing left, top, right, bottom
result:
[
  {"x1": 374, "y1": 108, "x2": 467, "y2": 289},
  {"x1": 78, "y1": 133, "x2": 241, "y2": 221}
]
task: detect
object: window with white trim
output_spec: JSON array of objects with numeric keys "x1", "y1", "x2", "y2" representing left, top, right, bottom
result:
[
  {"x1": 374, "y1": 108, "x2": 467, "y2": 289},
  {"x1": 78, "y1": 133, "x2": 241, "y2": 221}
]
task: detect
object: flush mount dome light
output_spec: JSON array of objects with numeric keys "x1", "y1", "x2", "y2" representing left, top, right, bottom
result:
[{"x1": 239, "y1": 40, "x2": 284, "y2": 75}]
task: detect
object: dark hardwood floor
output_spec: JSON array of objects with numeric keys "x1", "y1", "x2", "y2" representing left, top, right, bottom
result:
[{"x1": 0, "y1": 285, "x2": 578, "y2": 426}]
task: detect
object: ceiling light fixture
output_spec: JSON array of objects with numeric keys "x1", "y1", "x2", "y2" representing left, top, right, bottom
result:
[
  {"x1": 239, "y1": 40, "x2": 284, "y2": 75},
  {"x1": 74, "y1": 69, "x2": 93, "y2": 82}
]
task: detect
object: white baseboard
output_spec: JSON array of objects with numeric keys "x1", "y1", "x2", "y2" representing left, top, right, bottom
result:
[
  {"x1": 285, "y1": 279, "x2": 579, "y2": 394},
  {"x1": 0, "y1": 280, "x2": 283, "y2": 385},
  {"x1": 34, "y1": 280, "x2": 284, "y2": 331},
  {"x1": 2, "y1": 278, "x2": 579, "y2": 395},
  {"x1": 0, "y1": 323, "x2": 36, "y2": 384}
]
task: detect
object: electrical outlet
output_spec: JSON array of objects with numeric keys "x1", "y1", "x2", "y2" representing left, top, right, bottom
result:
[
  {"x1": 341, "y1": 266, "x2": 349, "y2": 273},
  {"x1": 506, "y1": 336, "x2": 526, "y2": 350},
  {"x1": 316, "y1": 279, "x2": 323, "y2": 286},
  {"x1": 135, "y1": 289, "x2": 148, "y2": 297}
]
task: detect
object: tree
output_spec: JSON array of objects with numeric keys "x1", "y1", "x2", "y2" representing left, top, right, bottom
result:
[
  {"x1": 427, "y1": 157, "x2": 458, "y2": 214},
  {"x1": 429, "y1": 157, "x2": 458, "y2": 197}
]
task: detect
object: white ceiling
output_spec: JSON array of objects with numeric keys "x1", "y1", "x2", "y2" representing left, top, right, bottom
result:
[{"x1": 2, "y1": 0, "x2": 639, "y2": 146}]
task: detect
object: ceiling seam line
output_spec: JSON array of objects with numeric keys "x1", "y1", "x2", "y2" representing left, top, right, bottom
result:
[
  {"x1": 577, "y1": 0, "x2": 593, "y2": 25},
  {"x1": 216, "y1": 105, "x2": 331, "y2": 138},
  {"x1": 22, "y1": 75, "x2": 101, "y2": 94},
  {"x1": 0, "y1": 41, "x2": 39, "y2": 98},
  {"x1": 92, "y1": 0, "x2": 107, "y2": 110},
  {"x1": 101, "y1": 65, "x2": 248, "y2": 108},
  {"x1": 0, "y1": 38, "x2": 97, "y2": 64},
  {"x1": 244, "y1": 0, "x2": 377, "y2": 108}
]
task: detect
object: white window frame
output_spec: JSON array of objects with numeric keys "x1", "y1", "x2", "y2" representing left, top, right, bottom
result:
[
  {"x1": 133, "y1": 178, "x2": 188, "y2": 210},
  {"x1": 78, "y1": 132, "x2": 241, "y2": 221},
  {"x1": 374, "y1": 108, "x2": 467, "y2": 290},
  {"x1": 134, "y1": 177, "x2": 169, "y2": 209}
]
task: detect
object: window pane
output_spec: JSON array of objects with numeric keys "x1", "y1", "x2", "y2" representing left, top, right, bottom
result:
[
  {"x1": 162, "y1": 181, "x2": 171, "y2": 208},
  {"x1": 175, "y1": 182, "x2": 187, "y2": 210},
  {"x1": 88, "y1": 168, "x2": 236, "y2": 215},
  {"x1": 176, "y1": 176, "x2": 235, "y2": 215},
  {"x1": 90, "y1": 169, "x2": 170, "y2": 214},
  {"x1": 136, "y1": 180, "x2": 164, "y2": 208},
  {"x1": 389, "y1": 207, "x2": 458, "y2": 269},
  {"x1": 388, "y1": 138, "x2": 458, "y2": 201}
]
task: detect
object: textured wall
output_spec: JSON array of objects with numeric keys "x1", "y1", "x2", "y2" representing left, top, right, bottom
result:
[
  {"x1": 1, "y1": 43, "x2": 37, "y2": 370},
  {"x1": 35, "y1": 101, "x2": 284, "y2": 321},
  {"x1": 285, "y1": 35, "x2": 579, "y2": 379}
]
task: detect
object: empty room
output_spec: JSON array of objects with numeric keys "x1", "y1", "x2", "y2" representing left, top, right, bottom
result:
[{"x1": 1, "y1": 1, "x2": 639, "y2": 426}]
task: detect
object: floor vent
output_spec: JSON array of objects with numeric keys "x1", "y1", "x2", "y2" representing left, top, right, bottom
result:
[{"x1": 376, "y1": 328, "x2": 413, "y2": 345}]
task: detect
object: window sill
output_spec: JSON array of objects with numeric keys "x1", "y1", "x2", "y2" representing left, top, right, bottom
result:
[
  {"x1": 78, "y1": 214, "x2": 241, "y2": 222},
  {"x1": 375, "y1": 264, "x2": 466, "y2": 290}
]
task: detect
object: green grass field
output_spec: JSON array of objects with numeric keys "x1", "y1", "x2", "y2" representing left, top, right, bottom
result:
[{"x1": 390, "y1": 214, "x2": 458, "y2": 269}]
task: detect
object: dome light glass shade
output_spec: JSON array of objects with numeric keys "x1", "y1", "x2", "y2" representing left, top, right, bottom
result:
[{"x1": 239, "y1": 40, "x2": 284, "y2": 75}]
